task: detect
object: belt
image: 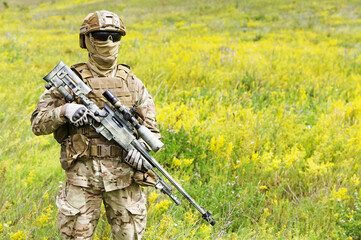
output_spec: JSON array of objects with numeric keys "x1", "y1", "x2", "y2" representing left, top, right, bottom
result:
[
  {"x1": 68, "y1": 126, "x2": 128, "y2": 158},
  {"x1": 69, "y1": 125, "x2": 100, "y2": 138},
  {"x1": 89, "y1": 144, "x2": 126, "y2": 158}
]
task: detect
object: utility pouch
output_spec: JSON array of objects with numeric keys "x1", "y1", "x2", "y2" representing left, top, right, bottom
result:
[
  {"x1": 54, "y1": 123, "x2": 70, "y2": 143},
  {"x1": 133, "y1": 170, "x2": 157, "y2": 187},
  {"x1": 60, "y1": 134, "x2": 89, "y2": 170}
]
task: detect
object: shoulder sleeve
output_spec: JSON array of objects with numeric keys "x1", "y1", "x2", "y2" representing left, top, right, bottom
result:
[
  {"x1": 131, "y1": 74, "x2": 161, "y2": 139},
  {"x1": 30, "y1": 86, "x2": 67, "y2": 136},
  {"x1": 71, "y1": 63, "x2": 92, "y2": 80}
]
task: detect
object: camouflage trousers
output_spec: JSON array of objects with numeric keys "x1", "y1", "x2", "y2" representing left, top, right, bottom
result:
[{"x1": 56, "y1": 182, "x2": 147, "y2": 240}]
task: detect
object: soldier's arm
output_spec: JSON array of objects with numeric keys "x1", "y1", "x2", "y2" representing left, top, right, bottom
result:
[
  {"x1": 31, "y1": 87, "x2": 67, "y2": 136},
  {"x1": 131, "y1": 74, "x2": 161, "y2": 140}
]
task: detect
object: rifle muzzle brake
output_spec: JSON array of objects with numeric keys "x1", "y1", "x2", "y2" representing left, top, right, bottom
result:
[{"x1": 202, "y1": 211, "x2": 216, "y2": 226}]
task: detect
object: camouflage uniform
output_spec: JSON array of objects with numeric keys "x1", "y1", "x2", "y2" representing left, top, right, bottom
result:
[
  {"x1": 31, "y1": 63, "x2": 160, "y2": 239},
  {"x1": 31, "y1": 10, "x2": 161, "y2": 239}
]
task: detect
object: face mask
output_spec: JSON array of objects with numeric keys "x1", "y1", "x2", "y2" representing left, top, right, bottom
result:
[
  {"x1": 93, "y1": 38, "x2": 120, "y2": 59},
  {"x1": 85, "y1": 34, "x2": 120, "y2": 77}
]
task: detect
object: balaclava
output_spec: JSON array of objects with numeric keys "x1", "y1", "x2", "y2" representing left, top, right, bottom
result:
[{"x1": 85, "y1": 33, "x2": 120, "y2": 77}]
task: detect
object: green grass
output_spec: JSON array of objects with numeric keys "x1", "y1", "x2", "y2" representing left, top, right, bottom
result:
[{"x1": 1, "y1": 0, "x2": 361, "y2": 239}]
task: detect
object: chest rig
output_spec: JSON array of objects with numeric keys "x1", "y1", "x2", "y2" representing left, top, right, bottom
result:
[
  {"x1": 72, "y1": 63, "x2": 136, "y2": 108},
  {"x1": 64, "y1": 63, "x2": 137, "y2": 159}
]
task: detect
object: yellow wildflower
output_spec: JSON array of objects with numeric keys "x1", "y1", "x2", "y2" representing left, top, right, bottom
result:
[
  {"x1": 210, "y1": 137, "x2": 217, "y2": 151},
  {"x1": 10, "y1": 231, "x2": 26, "y2": 240},
  {"x1": 183, "y1": 158, "x2": 194, "y2": 166},
  {"x1": 226, "y1": 142, "x2": 233, "y2": 156},
  {"x1": 172, "y1": 157, "x2": 181, "y2": 166},
  {"x1": 262, "y1": 208, "x2": 271, "y2": 218},
  {"x1": 351, "y1": 174, "x2": 360, "y2": 187},
  {"x1": 154, "y1": 199, "x2": 172, "y2": 212},
  {"x1": 148, "y1": 191, "x2": 160, "y2": 203},
  {"x1": 331, "y1": 187, "x2": 350, "y2": 201},
  {"x1": 158, "y1": 214, "x2": 177, "y2": 237},
  {"x1": 43, "y1": 192, "x2": 49, "y2": 200},
  {"x1": 200, "y1": 223, "x2": 211, "y2": 237},
  {"x1": 27, "y1": 170, "x2": 35, "y2": 184},
  {"x1": 184, "y1": 210, "x2": 197, "y2": 225},
  {"x1": 34, "y1": 205, "x2": 53, "y2": 227}
]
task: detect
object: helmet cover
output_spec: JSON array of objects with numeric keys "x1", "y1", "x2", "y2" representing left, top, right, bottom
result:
[{"x1": 79, "y1": 10, "x2": 126, "y2": 48}]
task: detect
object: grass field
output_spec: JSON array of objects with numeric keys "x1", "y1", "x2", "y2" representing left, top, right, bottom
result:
[{"x1": 1, "y1": 0, "x2": 361, "y2": 239}]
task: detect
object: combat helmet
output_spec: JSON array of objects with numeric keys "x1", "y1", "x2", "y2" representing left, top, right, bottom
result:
[{"x1": 79, "y1": 10, "x2": 126, "y2": 49}]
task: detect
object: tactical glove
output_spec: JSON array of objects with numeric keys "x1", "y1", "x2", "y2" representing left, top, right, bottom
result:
[
  {"x1": 124, "y1": 149, "x2": 144, "y2": 170},
  {"x1": 64, "y1": 103, "x2": 90, "y2": 127}
]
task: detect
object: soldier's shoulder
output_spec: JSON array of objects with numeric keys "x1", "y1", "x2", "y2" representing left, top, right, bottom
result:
[
  {"x1": 71, "y1": 62, "x2": 86, "y2": 68},
  {"x1": 71, "y1": 62, "x2": 88, "y2": 72},
  {"x1": 118, "y1": 64, "x2": 140, "y2": 79},
  {"x1": 118, "y1": 63, "x2": 131, "y2": 71},
  {"x1": 116, "y1": 63, "x2": 133, "y2": 81},
  {"x1": 71, "y1": 63, "x2": 92, "y2": 80}
]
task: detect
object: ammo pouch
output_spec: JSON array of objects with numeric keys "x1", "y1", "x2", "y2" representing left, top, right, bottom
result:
[
  {"x1": 60, "y1": 134, "x2": 89, "y2": 170},
  {"x1": 133, "y1": 170, "x2": 157, "y2": 187},
  {"x1": 54, "y1": 123, "x2": 70, "y2": 143},
  {"x1": 60, "y1": 130, "x2": 127, "y2": 170}
]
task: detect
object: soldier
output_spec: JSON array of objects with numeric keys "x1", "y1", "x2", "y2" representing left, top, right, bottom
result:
[{"x1": 31, "y1": 10, "x2": 160, "y2": 240}]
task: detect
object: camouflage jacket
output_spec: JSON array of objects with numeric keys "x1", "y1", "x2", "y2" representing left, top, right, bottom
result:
[{"x1": 31, "y1": 64, "x2": 160, "y2": 191}]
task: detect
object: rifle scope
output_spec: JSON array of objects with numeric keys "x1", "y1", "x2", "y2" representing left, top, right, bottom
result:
[{"x1": 103, "y1": 89, "x2": 164, "y2": 153}]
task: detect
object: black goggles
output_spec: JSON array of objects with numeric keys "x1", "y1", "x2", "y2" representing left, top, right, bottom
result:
[{"x1": 91, "y1": 31, "x2": 121, "y2": 42}]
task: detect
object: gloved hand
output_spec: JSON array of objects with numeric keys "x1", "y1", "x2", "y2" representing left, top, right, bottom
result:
[
  {"x1": 64, "y1": 103, "x2": 90, "y2": 127},
  {"x1": 124, "y1": 149, "x2": 144, "y2": 170}
]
